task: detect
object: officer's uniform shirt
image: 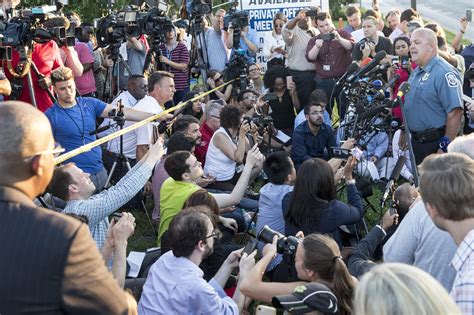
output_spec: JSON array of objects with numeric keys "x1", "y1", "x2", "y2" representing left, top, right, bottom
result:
[{"x1": 405, "y1": 55, "x2": 463, "y2": 132}]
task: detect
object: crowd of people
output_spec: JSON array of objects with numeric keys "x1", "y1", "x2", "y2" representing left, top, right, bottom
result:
[{"x1": 0, "y1": 0, "x2": 474, "y2": 314}]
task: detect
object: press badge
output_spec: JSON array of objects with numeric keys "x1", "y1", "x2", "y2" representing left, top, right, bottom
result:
[{"x1": 323, "y1": 65, "x2": 331, "y2": 71}]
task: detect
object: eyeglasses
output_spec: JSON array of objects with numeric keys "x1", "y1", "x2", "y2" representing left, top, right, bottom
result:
[
  {"x1": 23, "y1": 142, "x2": 65, "y2": 163},
  {"x1": 249, "y1": 68, "x2": 259, "y2": 72},
  {"x1": 214, "y1": 76, "x2": 223, "y2": 81},
  {"x1": 210, "y1": 114, "x2": 221, "y2": 119},
  {"x1": 200, "y1": 229, "x2": 222, "y2": 242}
]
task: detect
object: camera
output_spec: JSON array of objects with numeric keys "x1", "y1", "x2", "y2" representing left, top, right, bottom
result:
[
  {"x1": 306, "y1": 9, "x2": 319, "y2": 17},
  {"x1": 224, "y1": 10, "x2": 249, "y2": 30},
  {"x1": 191, "y1": 0, "x2": 212, "y2": 17},
  {"x1": 321, "y1": 33, "x2": 335, "y2": 41},
  {"x1": 257, "y1": 225, "x2": 301, "y2": 256}
]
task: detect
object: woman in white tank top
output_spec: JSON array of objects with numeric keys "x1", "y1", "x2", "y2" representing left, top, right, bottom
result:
[{"x1": 204, "y1": 106, "x2": 250, "y2": 191}]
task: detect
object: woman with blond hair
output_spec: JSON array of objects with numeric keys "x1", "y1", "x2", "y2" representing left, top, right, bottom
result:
[
  {"x1": 353, "y1": 263, "x2": 461, "y2": 315},
  {"x1": 263, "y1": 12, "x2": 288, "y2": 67}
]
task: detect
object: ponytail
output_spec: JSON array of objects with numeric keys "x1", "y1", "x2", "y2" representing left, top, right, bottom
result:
[
  {"x1": 333, "y1": 256, "x2": 355, "y2": 315},
  {"x1": 302, "y1": 235, "x2": 356, "y2": 315}
]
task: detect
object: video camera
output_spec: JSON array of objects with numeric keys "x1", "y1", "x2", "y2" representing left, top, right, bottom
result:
[
  {"x1": 0, "y1": 4, "x2": 67, "y2": 48},
  {"x1": 95, "y1": 1, "x2": 171, "y2": 49},
  {"x1": 190, "y1": 0, "x2": 212, "y2": 18}
]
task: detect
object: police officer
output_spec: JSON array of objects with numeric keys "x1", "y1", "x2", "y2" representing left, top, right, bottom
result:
[{"x1": 404, "y1": 28, "x2": 463, "y2": 164}]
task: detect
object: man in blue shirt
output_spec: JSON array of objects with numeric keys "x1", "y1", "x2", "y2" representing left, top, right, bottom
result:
[
  {"x1": 404, "y1": 28, "x2": 463, "y2": 164},
  {"x1": 46, "y1": 67, "x2": 171, "y2": 191},
  {"x1": 138, "y1": 208, "x2": 247, "y2": 314},
  {"x1": 257, "y1": 152, "x2": 296, "y2": 273},
  {"x1": 291, "y1": 104, "x2": 337, "y2": 169}
]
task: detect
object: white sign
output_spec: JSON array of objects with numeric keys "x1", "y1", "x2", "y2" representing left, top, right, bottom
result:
[{"x1": 240, "y1": 0, "x2": 328, "y2": 71}]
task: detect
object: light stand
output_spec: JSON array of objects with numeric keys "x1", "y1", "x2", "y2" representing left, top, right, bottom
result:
[{"x1": 103, "y1": 100, "x2": 156, "y2": 233}]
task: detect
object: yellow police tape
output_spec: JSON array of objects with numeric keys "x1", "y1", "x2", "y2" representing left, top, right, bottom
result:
[{"x1": 54, "y1": 79, "x2": 234, "y2": 165}]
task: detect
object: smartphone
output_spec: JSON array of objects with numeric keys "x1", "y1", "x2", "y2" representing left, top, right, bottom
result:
[
  {"x1": 351, "y1": 147, "x2": 363, "y2": 161},
  {"x1": 467, "y1": 9, "x2": 473, "y2": 22},
  {"x1": 391, "y1": 56, "x2": 399, "y2": 67},
  {"x1": 242, "y1": 239, "x2": 258, "y2": 256},
  {"x1": 286, "y1": 75, "x2": 293, "y2": 87},
  {"x1": 263, "y1": 92, "x2": 278, "y2": 102},
  {"x1": 321, "y1": 33, "x2": 335, "y2": 41},
  {"x1": 256, "y1": 305, "x2": 277, "y2": 315},
  {"x1": 401, "y1": 55, "x2": 410, "y2": 68},
  {"x1": 331, "y1": 147, "x2": 351, "y2": 160}
]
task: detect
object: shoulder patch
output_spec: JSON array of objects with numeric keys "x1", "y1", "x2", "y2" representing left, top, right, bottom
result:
[{"x1": 445, "y1": 72, "x2": 460, "y2": 87}]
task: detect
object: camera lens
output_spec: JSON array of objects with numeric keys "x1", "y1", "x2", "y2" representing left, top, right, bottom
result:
[{"x1": 257, "y1": 225, "x2": 283, "y2": 244}]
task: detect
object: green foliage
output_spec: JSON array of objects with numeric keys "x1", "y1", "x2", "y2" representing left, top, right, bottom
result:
[{"x1": 328, "y1": 0, "x2": 357, "y2": 20}]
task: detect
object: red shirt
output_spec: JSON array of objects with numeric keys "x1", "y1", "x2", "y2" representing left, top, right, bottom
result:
[
  {"x1": 306, "y1": 29, "x2": 354, "y2": 79},
  {"x1": 392, "y1": 61, "x2": 417, "y2": 122},
  {"x1": 4, "y1": 41, "x2": 63, "y2": 112},
  {"x1": 195, "y1": 122, "x2": 214, "y2": 165}
]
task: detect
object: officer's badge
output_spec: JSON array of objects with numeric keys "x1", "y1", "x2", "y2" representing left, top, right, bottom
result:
[
  {"x1": 422, "y1": 73, "x2": 430, "y2": 81},
  {"x1": 445, "y1": 72, "x2": 460, "y2": 87}
]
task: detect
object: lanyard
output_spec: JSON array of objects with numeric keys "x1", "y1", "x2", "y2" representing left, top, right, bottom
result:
[{"x1": 59, "y1": 98, "x2": 86, "y2": 145}]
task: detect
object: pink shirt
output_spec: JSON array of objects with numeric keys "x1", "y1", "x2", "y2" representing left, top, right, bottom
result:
[{"x1": 74, "y1": 42, "x2": 96, "y2": 95}]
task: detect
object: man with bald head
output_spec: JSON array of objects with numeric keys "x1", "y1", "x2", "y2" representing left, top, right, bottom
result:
[
  {"x1": 0, "y1": 101, "x2": 129, "y2": 313},
  {"x1": 403, "y1": 28, "x2": 463, "y2": 164}
]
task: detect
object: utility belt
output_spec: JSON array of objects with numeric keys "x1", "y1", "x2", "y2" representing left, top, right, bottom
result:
[{"x1": 412, "y1": 126, "x2": 445, "y2": 143}]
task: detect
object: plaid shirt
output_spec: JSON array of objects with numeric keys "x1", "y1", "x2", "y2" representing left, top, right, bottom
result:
[
  {"x1": 63, "y1": 161, "x2": 153, "y2": 249},
  {"x1": 451, "y1": 229, "x2": 474, "y2": 314}
]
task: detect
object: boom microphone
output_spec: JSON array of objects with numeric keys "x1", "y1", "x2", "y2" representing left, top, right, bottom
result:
[{"x1": 347, "y1": 51, "x2": 387, "y2": 83}]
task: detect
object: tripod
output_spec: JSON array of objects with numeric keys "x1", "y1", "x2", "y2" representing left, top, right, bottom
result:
[{"x1": 104, "y1": 101, "x2": 156, "y2": 234}]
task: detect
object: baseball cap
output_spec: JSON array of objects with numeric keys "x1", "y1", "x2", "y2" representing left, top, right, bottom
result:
[{"x1": 272, "y1": 282, "x2": 339, "y2": 315}]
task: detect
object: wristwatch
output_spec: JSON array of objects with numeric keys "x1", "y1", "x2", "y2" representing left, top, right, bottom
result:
[
  {"x1": 346, "y1": 179, "x2": 356, "y2": 185},
  {"x1": 439, "y1": 136, "x2": 451, "y2": 153}
]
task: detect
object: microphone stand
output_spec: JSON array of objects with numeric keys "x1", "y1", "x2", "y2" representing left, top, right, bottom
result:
[
  {"x1": 397, "y1": 90, "x2": 419, "y2": 186},
  {"x1": 102, "y1": 100, "x2": 156, "y2": 233}
]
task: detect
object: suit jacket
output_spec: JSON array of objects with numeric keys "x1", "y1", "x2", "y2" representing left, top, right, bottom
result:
[{"x1": 0, "y1": 186, "x2": 128, "y2": 314}]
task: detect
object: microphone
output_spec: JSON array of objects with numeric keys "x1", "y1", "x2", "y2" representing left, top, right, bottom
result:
[
  {"x1": 347, "y1": 51, "x2": 387, "y2": 83},
  {"x1": 366, "y1": 62, "x2": 390, "y2": 79},
  {"x1": 381, "y1": 156, "x2": 407, "y2": 208},
  {"x1": 372, "y1": 74, "x2": 401, "y2": 100},
  {"x1": 336, "y1": 62, "x2": 359, "y2": 86},
  {"x1": 89, "y1": 124, "x2": 111, "y2": 136},
  {"x1": 357, "y1": 105, "x2": 387, "y2": 120},
  {"x1": 396, "y1": 81, "x2": 410, "y2": 98}
]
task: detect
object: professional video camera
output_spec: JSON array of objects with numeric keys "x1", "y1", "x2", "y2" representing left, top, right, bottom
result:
[
  {"x1": 0, "y1": 4, "x2": 67, "y2": 48},
  {"x1": 95, "y1": 2, "x2": 171, "y2": 62},
  {"x1": 223, "y1": 48, "x2": 249, "y2": 92},
  {"x1": 190, "y1": 0, "x2": 212, "y2": 18},
  {"x1": 257, "y1": 225, "x2": 301, "y2": 256}
]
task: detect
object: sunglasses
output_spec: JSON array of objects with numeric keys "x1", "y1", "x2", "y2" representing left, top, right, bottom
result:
[{"x1": 274, "y1": 23, "x2": 284, "y2": 28}]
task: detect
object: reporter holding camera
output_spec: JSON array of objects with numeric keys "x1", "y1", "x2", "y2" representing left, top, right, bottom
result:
[
  {"x1": 204, "y1": 106, "x2": 262, "y2": 191},
  {"x1": 351, "y1": 16, "x2": 393, "y2": 63},
  {"x1": 239, "y1": 233, "x2": 356, "y2": 315},
  {"x1": 225, "y1": 14, "x2": 259, "y2": 61},
  {"x1": 306, "y1": 12, "x2": 354, "y2": 118}
]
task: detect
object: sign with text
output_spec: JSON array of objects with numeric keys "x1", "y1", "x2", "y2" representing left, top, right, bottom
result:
[{"x1": 240, "y1": 0, "x2": 328, "y2": 71}]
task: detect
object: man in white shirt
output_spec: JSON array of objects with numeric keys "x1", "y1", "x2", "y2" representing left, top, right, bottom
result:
[{"x1": 135, "y1": 71, "x2": 176, "y2": 161}]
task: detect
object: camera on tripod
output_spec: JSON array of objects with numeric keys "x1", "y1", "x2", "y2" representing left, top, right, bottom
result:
[
  {"x1": 190, "y1": 0, "x2": 212, "y2": 18},
  {"x1": 257, "y1": 225, "x2": 301, "y2": 256}
]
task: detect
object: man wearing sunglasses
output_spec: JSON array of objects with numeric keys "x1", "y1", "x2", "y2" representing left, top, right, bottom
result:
[
  {"x1": 139, "y1": 208, "x2": 248, "y2": 314},
  {"x1": 0, "y1": 101, "x2": 129, "y2": 313}
]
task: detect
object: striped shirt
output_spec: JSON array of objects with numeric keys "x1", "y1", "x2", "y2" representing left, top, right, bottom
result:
[
  {"x1": 451, "y1": 229, "x2": 474, "y2": 314},
  {"x1": 200, "y1": 28, "x2": 229, "y2": 72},
  {"x1": 62, "y1": 161, "x2": 153, "y2": 249},
  {"x1": 159, "y1": 41, "x2": 190, "y2": 91}
]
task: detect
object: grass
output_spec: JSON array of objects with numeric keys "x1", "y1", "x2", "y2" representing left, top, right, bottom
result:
[{"x1": 126, "y1": 182, "x2": 386, "y2": 253}]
